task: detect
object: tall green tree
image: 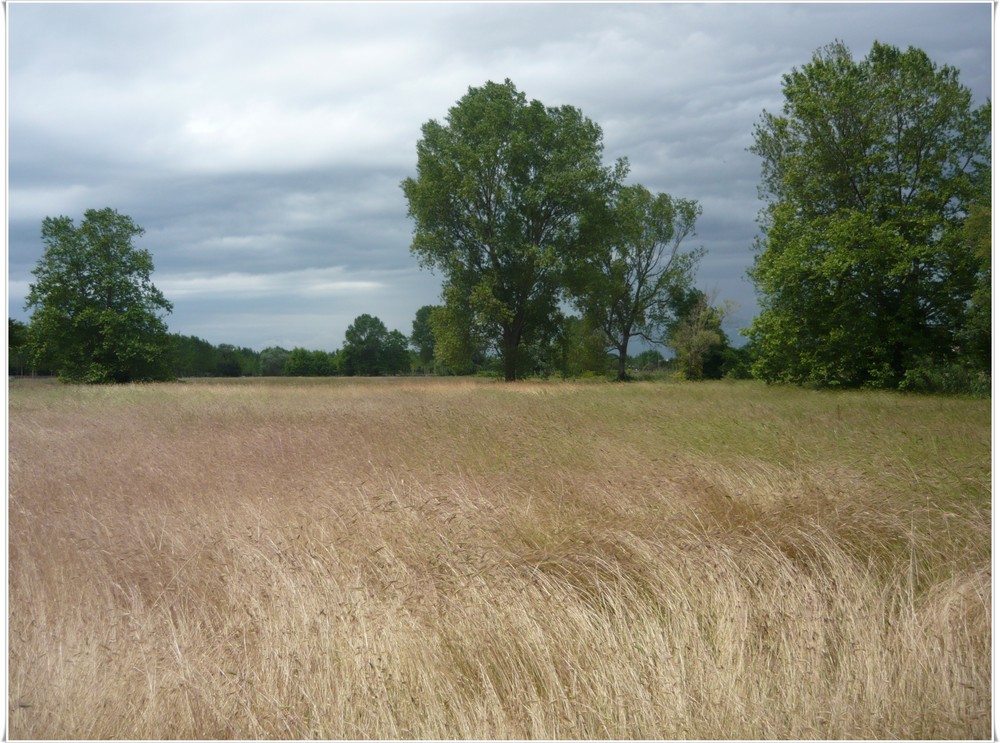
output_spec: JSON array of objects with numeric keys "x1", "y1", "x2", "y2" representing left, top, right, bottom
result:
[
  {"x1": 402, "y1": 79, "x2": 624, "y2": 381},
  {"x1": 746, "y1": 41, "x2": 991, "y2": 388},
  {"x1": 571, "y1": 184, "x2": 702, "y2": 381},
  {"x1": 25, "y1": 208, "x2": 174, "y2": 383}
]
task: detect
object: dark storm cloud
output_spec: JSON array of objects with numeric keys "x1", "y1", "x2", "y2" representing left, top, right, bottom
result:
[{"x1": 7, "y1": 2, "x2": 992, "y2": 351}]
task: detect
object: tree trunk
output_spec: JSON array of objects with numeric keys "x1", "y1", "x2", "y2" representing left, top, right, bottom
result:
[
  {"x1": 616, "y1": 327, "x2": 632, "y2": 381},
  {"x1": 501, "y1": 325, "x2": 520, "y2": 382},
  {"x1": 616, "y1": 351, "x2": 628, "y2": 381}
]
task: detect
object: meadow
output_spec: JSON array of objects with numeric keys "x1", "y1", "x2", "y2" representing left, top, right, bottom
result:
[{"x1": 7, "y1": 377, "x2": 991, "y2": 739}]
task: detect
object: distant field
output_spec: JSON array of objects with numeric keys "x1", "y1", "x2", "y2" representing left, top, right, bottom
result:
[{"x1": 7, "y1": 377, "x2": 991, "y2": 739}]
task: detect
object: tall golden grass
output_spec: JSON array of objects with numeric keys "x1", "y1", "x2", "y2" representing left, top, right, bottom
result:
[{"x1": 8, "y1": 377, "x2": 991, "y2": 739}]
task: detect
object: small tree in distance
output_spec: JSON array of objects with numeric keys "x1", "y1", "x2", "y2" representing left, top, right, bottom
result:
[
  {"x1": 260, "y1": 346, "x2": 291, "y2": 376},
  {"x1": 340, "y1": 314, "x2": 412, "y2": 376},
  {"x1": 666, "y1": 289, "x2": 733, "y2": 380},
  {"x1": 25, "y1": 207, "x2": 174, "y2": 383}
]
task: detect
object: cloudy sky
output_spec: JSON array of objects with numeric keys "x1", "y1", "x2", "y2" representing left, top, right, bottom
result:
[{"x1": 7, "y1": 2, "x2": 992, "y2": 353}]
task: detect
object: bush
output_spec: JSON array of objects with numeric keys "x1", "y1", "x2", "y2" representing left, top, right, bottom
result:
[{"x1": 899, "y1": 357, "x2": 991, "y2": 396}]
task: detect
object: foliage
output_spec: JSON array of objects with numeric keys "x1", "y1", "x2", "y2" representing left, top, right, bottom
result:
[
  {"x1": 571, "y1": 183, "x2": 702, "y2": 380},
  {"x1": 402, "y1": 79, "x2": 624, "y2": 381},
  {"x1": 956, "y1": 202, "x2": 991, "y2": 371},
  {"x1": 25, "y1": 208, "x2": 174, "y2": 383},
  {"x1": 410, "y1": 305, "x2": 438, "y2": 371},
  {"x1": 215, "y1": 344, "x2": 260, "y2": 377},
  {"x1": 718, "y1": 344, "x2": 755, "y2": 380},
  {"x1": 503, "y1": 309, "x2": 574, "y2": 379},
  {"x1": 666, "y1": 289, "x2": 735, "y2": 380},
  {"x1": 746, "y1": 41, "x2": 991, "y2": 390},
  {"x1": 259, "y1": 346, "x2": 291, "y2": 376},
  {"x1": 630, "y1": 348, "x2": 666, "y2": 371},
  {"x1": 170, "y1": 334, "x2": 221, "y2": 377},
  {"x1": 898, "y1": 356, "x2": 991, "y2": 397},
  {"x1": 340, "y1": 314, "x2": 411, "y2": 376},
  {"x1": 169, "y1": 334, "x2": 262, "y2": 377},
  {"x1": 427, "y1": 290, "x2": 490, "y2": 375},
  {"x1": 383, "y1": 330, "x2": 412, "y2": 376},
  {"x1": 284, "y1": 347, "x2": 337, "y2": 377},
  {"x1": 554, "y1": 314, "x2": 613, "y2": 378},
  {"x1": 8, "y1": 318, "x2": 36, "y2": 376}
]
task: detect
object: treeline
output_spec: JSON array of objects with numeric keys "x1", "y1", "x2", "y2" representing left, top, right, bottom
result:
[{"x1": 10, "y1": 303, "x2": 752, "y2": 381}]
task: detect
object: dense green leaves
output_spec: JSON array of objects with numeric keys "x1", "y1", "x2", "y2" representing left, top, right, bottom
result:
[
  {"x1": 166, "y1": 335, "x2": 265, "y2": 377},
  {"x1": 284, "y1": 347, "x2": 336, "y2": 377},
  {"x1": 410, "y1": 305, "x2": 438, "y2": 369},
  {"x1": 340, "y1": 314, "x2": 412, "y2": 376},
  {"x1": 747, "y1": 41, "x2": 990, "y2": 389},
  {"x1": 25, "y1": 208, "x2": 174, "y2": 383},
  {"x1": 259, "y1": 346, "x2": 292, "y2": 376},
  {"x1": 402, "y1": 79, "x2": 624, "y2": 380},
  {"x1": 957, "y1": 203, "x2": 992, "y2": 370},
  {"x1": 8, "y1": 319, "x2": 35, "y2": 376}
]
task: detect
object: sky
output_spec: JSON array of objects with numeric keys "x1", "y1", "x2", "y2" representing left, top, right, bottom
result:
[{"x1": 6, "y1": 1, "x2": 993, "y2": 353}]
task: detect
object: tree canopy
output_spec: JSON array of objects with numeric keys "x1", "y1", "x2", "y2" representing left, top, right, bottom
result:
[
  {"x1": 25, "y1": 208, "x2": 174, "y2": 383},
  {"x1": 746, "y1": 41, "x2": 991, "y2": 388},
  {"x1": 402, "y1": 79, "x2": 624, "y2": 381}
]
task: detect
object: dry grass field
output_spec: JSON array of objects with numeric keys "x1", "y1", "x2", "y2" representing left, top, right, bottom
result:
[{"x1": 7, "y1": 377, "x2": 991, "y2": 739}]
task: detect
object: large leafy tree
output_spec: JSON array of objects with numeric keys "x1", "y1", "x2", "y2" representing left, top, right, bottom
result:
[
  {"x1": 571, "y1": 183, "x2": 702, "y2": 380},
  {"x1": 402, "y1": 79, "x2": 623, "y2": 381},
  {"x1": 746, "y1": 41, "x2": 990, "y2": 388},
  {"x1": 25, "y1": 208, "x2": 174, "y2": 383}
]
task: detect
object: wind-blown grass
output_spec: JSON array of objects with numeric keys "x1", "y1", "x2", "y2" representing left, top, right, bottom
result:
[{"x1": 8, "y1": 377, "x2": 990, "y2": 739}]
